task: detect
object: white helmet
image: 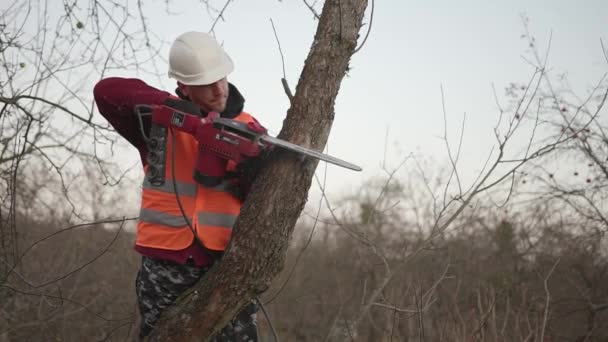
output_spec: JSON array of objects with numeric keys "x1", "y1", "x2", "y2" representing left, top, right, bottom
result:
[{"x1": 168, "y1": 31, "x2": 234, "y2": 85}]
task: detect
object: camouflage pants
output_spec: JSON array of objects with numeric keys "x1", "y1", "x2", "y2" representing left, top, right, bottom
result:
[{"x1": 135, "y1": 256, "x2": 258, "y2": 341}]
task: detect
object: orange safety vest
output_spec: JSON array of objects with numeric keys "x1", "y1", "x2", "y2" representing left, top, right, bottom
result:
[{"x1": 136, "y1": 111, "x2": 257, "y2": 252}]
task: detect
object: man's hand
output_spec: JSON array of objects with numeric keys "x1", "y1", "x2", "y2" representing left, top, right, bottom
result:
[
  {"x1": 233, "y1": 149, "x2": 269, "y2": 200},
  {"x1": 232, "y1": 119, "x2": 269, "y2": 199}
]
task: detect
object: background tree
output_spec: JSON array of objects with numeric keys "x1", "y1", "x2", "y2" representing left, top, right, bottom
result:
[{"x1": 1, "y1": 1, "x2": 162, "y2": 340}]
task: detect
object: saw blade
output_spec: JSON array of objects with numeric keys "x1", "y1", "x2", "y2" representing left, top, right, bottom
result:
[{"x1": 260, "y1": 135, "x2": 362, "y2": 171}]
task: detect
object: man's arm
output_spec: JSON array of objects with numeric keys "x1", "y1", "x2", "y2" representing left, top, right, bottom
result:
[{"x1": 93, "y1": 77, "x2": 171, "y2": 165}]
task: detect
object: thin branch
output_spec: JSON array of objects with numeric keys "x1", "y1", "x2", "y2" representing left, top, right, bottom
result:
[
  {"x1": 208, "y1": 0, "x2": 233, "y2": 33},
  {"x1": 302, "y1": 0, "x2": 321, "y2": 19},
  {"x1": 270, "y1": 18, "x2": 293, "y2": 102},
  {"x1": 540, "y1": 258, "x2": 560, "y2": 342},
  {"x1": 352, "y1": 0, "x2": 374, "y2": 54},
  {"x1": 2, "y1": 217, "x2": 136, "y2": 286},
  {"x1": 601, "y1": 38, "x2": 608, "y2": 64},
  {"x1": 0, "y1": 95, "x2": 108, "y2": 129},
  {"x1": 0, "y1": 284, "x2": 133, "y2": 323},
  {"x1": 440, "y1": 85, "x2": 464, "y2": 203},
  {"x1": 9, "y1": 219, "x2": 126, "y2": 289}
]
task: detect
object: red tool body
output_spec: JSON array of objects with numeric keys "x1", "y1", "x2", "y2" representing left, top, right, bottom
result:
[
  {"x1": 141, "y1": 104, "x2": 264, "y2": 186},
  {"x1": 135, "y1": 102, "x2": 361, "y2": 188}
]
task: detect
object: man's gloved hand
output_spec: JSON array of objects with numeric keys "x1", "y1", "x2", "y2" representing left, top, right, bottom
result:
[
  {"x1": 233, "y1": 119, "x2": 269, "y2": 199},
  {"x1": 232, "y1": 149, "x2": 269, "y2": 200},
  {"x1": 162, "y1": 97, "x2": 202, "y2": 117}
]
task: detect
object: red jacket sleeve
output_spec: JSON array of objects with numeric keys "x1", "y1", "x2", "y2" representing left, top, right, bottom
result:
[{"x1": 93, "y1": 77, "x2": 171, "y2": 165}]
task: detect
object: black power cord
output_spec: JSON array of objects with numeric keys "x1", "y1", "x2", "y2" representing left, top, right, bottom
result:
[{"x1": 169, "y1": 127, "x2": 200, "y2": 243}]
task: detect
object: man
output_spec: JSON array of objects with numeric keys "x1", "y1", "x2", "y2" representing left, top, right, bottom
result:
[{"x1": 94, "y1": 31, "x2": 261, "y2": 341}]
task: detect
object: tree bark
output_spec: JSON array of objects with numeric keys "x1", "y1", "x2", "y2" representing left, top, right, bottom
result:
[{"x1": 146, "y1": 1, "x2": 369, "y2": 340}]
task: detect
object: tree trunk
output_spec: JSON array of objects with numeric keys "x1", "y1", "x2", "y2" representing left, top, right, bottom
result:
[{"x1": 146, "y1": 1, "x2": 368, "y2": 340}]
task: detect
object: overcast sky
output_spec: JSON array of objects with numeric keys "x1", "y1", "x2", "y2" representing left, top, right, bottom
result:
[
  {"x1": 20, "y1": 0, "x2": 606, "y2": 201},
  {"x1": 125, "y1": 0, "x2": 606, "y2": 198}
]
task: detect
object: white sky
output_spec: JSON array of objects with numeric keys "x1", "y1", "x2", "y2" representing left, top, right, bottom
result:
[
  {"x1": 125, "y1": 0, "x2": 607, "y2": 199},
  {"x1": 10, "y1": 0, "x2": 608, "y2": 203}
]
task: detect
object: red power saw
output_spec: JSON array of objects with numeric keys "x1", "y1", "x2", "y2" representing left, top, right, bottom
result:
[{"x1": 135, "y1": 103, "x2": 361, "y2": 187}]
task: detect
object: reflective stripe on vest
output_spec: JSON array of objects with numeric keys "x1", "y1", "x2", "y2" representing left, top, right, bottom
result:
[
  {"x1": 191, "y1": 112, "x2": 256, "y2": 251},
  {"x1": 136, "y1": 126, "x2": 199, "y2": 250},
  {"x1": 197, "y1": 212, "x2": 237, "y2": 228},
  {"x1": 142, "y1": 178, "x2": 197, "y2": 197},
  {"x1": 139, "y1": 208, "x2": 191, "y2": 227}
]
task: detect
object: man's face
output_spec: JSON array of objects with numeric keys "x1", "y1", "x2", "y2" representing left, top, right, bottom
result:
[{"x1": 179, "y1": 78, "x2": 229, "y2": 113}]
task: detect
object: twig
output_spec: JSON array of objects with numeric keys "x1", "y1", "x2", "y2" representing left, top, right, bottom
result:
[
  {"x1": 2, "y1": 217, "x2": 136, "y2": 286},
  {"x1": 13, "y1": 219, "x2": 126, "y2": 289},
  {"x1": 256, "y1": 297, "x2": 279, "y2": 342},
  {"x1": 440, "y1": 85, "x2": 465, "y2": 202},
  {"x1": 0, "y1": 95, "x2": 108, "y2": 129},
  {"x1": 540, "y1": 258, "x2": 560, "y2": 342},
  {"x1": 1, "y1": 284, "x2": 133, "y2": 322},
  {"x1": 302, "y1": 0, "x2": 320, "y2": 19},
  {"x1": 208, "y1": 0, "x2": 233, "y2": 33},
  {"x1": 353, "y1": 0, "x2": 374, "y2": 54},
  {"x1": 270, "y1": 18, "x2": 293, "y2": 102}
]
